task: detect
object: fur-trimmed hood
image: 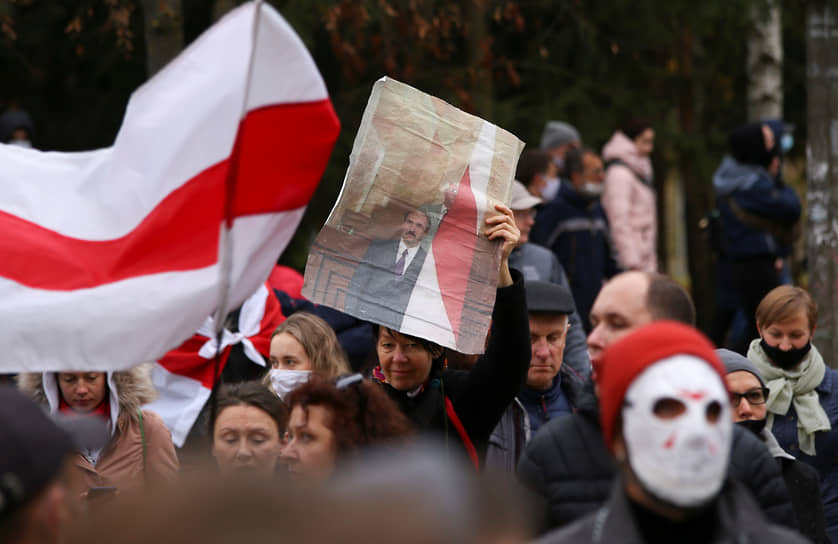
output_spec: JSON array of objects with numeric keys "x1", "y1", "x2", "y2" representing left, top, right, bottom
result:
[{"x1": 17, "y1": 364, "x2": 158, "y2": 433}]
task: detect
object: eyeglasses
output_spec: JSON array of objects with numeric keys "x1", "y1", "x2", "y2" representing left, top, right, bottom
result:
[{"x1": 729, "y1": 387, "x2": 769, "y2": 407}]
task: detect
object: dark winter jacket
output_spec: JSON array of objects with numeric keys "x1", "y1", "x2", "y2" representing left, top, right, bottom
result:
[
  {"x1": 487, "y1": 366, "x2": 596, "y2": 473},
  {"x1": 713, "y1": 156, "x2": 800, "y2": 259},
  {"x1": 530, "y1": 181, "x2": 620, "y2": 332},
  {"x1": 508, "y1": 243, "x2": 590, "y2": 380},
  {"x1": 518, "y1": 367, "x2": 590, "y2": 436},
  {"x1": 517, "y1": 403, "x2": 798, "y2": 533},
  {"x1": 780, "y1": 456, "x2": 830, "y2": 543},
  {"x1": 381, "y1": 270, "x2": 531, "y2": 466},
  {"x1": 764, "y1": 363, "x2": 838, "y2": 543},
  {"x1": 534, "y1": 477, "x2": 808, "y2": 544}
]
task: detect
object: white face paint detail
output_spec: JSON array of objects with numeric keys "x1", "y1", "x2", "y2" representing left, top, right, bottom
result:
[{"x1": 622, "y1": 355, "x2": 732, "y2": 508}]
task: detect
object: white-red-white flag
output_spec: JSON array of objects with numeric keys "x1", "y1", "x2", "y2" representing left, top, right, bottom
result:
[
  {"x1": 0, "y1": 2, "x2": 339, "y2": 372},
  {"x1": 146, "y1": 283, "x2": 284, "y2": 447}
]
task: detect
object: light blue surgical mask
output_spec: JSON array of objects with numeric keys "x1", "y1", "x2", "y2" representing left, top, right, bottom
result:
[
  {"x1": 540, "y1": 176, "x2": 560, "y2": 201},
  {"x1": 781, "y1": 134, "x2": 793, "y2": 153}
]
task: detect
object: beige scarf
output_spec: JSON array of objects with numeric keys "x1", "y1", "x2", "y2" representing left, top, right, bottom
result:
[{"x1": 748, "y1": 339, "x2": 831, "y2": 456}]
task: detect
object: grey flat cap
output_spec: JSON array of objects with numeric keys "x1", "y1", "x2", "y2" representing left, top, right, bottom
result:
[
  {"x1": 540, "y1": 121, "x2": 581, "y2": 151},
  {"x1": 525, "y1": 280, "x2": 576, "y2": 315},
  {"x1": 716, "y1": 348, "x2": 766, "y2": 388}
]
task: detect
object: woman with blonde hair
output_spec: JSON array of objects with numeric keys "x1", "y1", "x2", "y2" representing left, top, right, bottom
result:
[
  {"x1": 747, "y1": 285, "x2": 838, "y2": 541},
  {"x1": 266, "y1": 312, "x2": 350, "y2": 399}
]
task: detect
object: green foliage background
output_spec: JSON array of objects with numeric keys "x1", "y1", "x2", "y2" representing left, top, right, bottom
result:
[{"x1": 0, "y1": 0, "x2": 807, "y2": 330}]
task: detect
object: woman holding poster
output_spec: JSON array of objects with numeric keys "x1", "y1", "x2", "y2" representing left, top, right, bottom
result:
[{"x1": 370, "y1": 204, "x2": 530, "y2": 470}]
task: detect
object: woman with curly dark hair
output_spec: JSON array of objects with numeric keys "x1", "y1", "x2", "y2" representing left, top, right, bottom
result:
[{"x1": 280, "y1": 374, "x2": 412, "y2": 482}]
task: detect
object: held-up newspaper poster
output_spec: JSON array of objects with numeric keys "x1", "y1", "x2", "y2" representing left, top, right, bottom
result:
[{"x1": 302, "y1": 77, "x2": 524, "y2": 354}]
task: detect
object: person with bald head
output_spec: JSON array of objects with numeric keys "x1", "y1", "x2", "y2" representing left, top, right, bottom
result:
[
  {"x1": 518, "y1": 271, "x2": 797, "y2": 535},
  {"x1": 587, "y1": 271, "x2": 694, "y2": 374}
]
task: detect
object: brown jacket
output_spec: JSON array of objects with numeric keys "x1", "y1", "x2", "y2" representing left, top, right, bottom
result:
[{"x1": 18, "y1": 364, "x2": 179, "y2": 495}]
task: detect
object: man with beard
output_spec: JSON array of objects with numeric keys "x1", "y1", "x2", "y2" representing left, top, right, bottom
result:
[{"x1": 537, "y1": 323, "x2": 806, "y2": 544}]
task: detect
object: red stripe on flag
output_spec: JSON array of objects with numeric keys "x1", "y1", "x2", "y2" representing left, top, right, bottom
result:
[
  {"x1": 0, "y1": 99, "x2": 339, "y2": 291},
  {"x1": 433, "y1": 167, "x2": 478, "y2": 342},
  {"x1": 157, "y1": 284, "x2": 285, "y2": 389},
  {"x1": 158, "y1": 336, "x2": 233, "y2": 390}
]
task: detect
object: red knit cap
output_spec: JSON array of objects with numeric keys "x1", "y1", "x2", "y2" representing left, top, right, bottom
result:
[{"x1": 598, "y1": 321, "x2": 725, "y2": 451}]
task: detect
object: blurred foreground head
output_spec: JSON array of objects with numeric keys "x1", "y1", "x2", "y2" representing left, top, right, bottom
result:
[
  {"x1": 0, "y1": 386, "x2": 76, "y2": 544},
  {"x1": 280, "y1": 374, "x2": 413, "y2": 482},
  {"x1": 68, "y1": 441, "x2": 533, "y2": 544}
]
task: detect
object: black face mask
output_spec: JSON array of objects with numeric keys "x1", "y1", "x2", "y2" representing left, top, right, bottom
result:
[
  {"x1": 736, "y1": 418, "x2": 767, "y2": 437},
  {"x1": 760, "y1": 339, "x2": 812, "y2": 370}
]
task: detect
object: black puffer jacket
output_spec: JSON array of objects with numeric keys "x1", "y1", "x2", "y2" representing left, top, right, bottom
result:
[
  {"x1": 517, "y1": 402, "x2": 798, "y2": 533},
  {"x1": 382, "y1": 270, "x2": 531, "y2": 466},
  {"x1": 779, "y1": 457, "x2": 830, "y2": 543},
  {"x1": 534, "y1": 478, "x2": 808, "y2": 544}
]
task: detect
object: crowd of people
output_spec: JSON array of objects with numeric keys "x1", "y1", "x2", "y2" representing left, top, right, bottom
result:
[{"x1": 3, "y1": 117, "x2": 829, "y2": 544}]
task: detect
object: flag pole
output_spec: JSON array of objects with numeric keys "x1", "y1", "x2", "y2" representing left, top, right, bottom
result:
[{"x1": 209, "y1": 0, "x2": 265, "y2": 426}]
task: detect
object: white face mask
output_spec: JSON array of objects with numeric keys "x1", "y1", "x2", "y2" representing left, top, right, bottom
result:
[
  {"x1": 269, "y1": 369, "x2": 312, "y2": 400},
  {"x1": 579, "y1": 181, "x2": 603, "y2": 199},
  {"x1": 540, "y1": 176, "x2": 560, "y2": 201},
  {"x1": 621, "y1": 355, "x2": 732, "y2": 508},
  {"x1": 8, "y1": 139, "x2": 32, "y2": 148}
]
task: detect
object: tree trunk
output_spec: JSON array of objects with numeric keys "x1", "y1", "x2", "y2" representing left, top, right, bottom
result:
[
  {"x1": 677, "y1": 25, "x2": 715, "y2": 334},
  {"x1": 465, "y1": 0, "x2": 493, "y2": 118},
  {"x1": 747, "y1": 0, "x2": 783, "y2": 120},
  {"x1": 807, "y1": 7, "x2": 838, "y2": 367},
  {"x1": 141, "y1": 0, "x2": 183, "y2": 78}
]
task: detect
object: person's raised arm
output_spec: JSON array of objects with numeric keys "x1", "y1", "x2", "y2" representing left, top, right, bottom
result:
[{"x1": 484, "y1": 203, "x2": 520, "y2": 287}]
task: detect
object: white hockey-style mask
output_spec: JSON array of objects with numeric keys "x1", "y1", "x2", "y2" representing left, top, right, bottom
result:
[{"x1": 621, "y1": 355, "x2": 732, "y2": 508}]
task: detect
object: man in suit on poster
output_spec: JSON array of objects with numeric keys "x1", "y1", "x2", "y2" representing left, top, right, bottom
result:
[{"x1": 344, "y1": 209, "x2": 431, "y2": 330}]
